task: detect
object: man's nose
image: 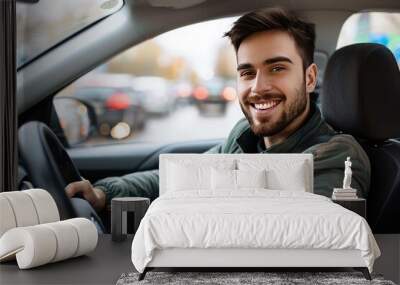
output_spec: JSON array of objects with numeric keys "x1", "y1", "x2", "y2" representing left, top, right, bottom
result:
[{"x1": 251, "y1": 72, "x2": 273, "y2": 94}]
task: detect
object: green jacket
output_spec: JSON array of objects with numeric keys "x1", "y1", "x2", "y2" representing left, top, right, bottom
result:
[{"x1": 94, "y1": 103, "x2": 370, "y2": 205}]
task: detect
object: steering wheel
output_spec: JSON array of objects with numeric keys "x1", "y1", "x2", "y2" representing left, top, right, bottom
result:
[{"x1": 18, "y1": 121, "x2": 105, "y2": 232}]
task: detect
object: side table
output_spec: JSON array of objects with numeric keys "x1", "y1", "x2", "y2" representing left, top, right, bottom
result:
[
  {"x1": 332, "y1": 198, "x2": 366, "y2": 218},
  {"x1": 111, "y1": 197, "x2": 150, "y2": 241}
]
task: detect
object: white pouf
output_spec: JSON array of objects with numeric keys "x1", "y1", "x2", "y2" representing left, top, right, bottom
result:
[
  {"x1": 0, "y1": 189, "x2": 98, "y2": 269},
  {"x1": 23, "y1": 189, "x2": 60, "y2": 224},
  {"x1": 0, "y1": 196, "x2": 17, "y2": 237},
  {"x1": 1, "y1": 191, "x2": 39, "y2": 228},
  {"x1": 0, "y1": 218, "x2": 98, "y2": 269}
]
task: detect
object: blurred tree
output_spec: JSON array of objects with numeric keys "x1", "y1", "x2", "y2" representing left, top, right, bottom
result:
[
  {"x1": 107, "y1": 40, "x2": 164, "y2": 76},
  {"x1": 98, "y1": 39, "x2": 204, "y2": 82},
  {"x1": 160, "y1": 56, "x2": 187, "y2": 80},
  {"x1": 214, "y1": 42, "x2": 236, "y2": 79},
  {"x1": 189, "y1": 70, "x2": 200, "y2": 86}
]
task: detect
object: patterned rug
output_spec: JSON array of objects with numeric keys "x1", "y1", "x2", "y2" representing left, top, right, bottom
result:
[{"x1": 117, "y1": 271, "x2": 396, "y2": 285}]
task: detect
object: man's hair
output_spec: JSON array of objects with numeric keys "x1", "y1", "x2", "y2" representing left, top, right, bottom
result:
[{"x1": 224, "y1": 7, "x2": 316, "y2": 70}]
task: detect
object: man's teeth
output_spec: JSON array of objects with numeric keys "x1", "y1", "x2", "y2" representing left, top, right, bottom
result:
[{"x1": 254, "y1": 101, "x2": 279, "y2": 110}]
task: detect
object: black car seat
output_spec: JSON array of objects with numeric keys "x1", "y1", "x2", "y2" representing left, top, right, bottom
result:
[{"x1": 322, "y1": 43, "x2": 400, "y2": 233}]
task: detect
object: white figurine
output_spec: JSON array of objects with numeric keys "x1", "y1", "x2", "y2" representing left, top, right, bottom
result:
[
  {"x1": 342, "y1": 156, "x2": 352, "y2": 189},
  {"x1": 332, "y1": 157, "x2": 358, "y2": 199}
]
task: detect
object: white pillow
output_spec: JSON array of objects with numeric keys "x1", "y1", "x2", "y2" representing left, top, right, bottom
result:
[
  {"x1": 236, "y1": 169, "x2": 267, "y2": 189},
  {"x1": 167, "y1": 163, "x2": 210, "y2": 191},
  {"x1": 166, "y1": 160, "x2": 236, "y2": 192},
  {"x1": 211, "y1": 168, "x2": 236, "y2": 190},
  {"x1": 211, "y1": 168, "x2": 268, "y2": 190},
  {"x1": 237, "y1": 159, "x2": 309, "y2": 192},
  {"x1": 267, "y1": 163, "x2": 307, "y2": 192}
]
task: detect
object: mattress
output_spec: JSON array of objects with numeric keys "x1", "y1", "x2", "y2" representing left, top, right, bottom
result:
[{"x1": 131, "y1": 190, "x2": 380, "y2": 273}]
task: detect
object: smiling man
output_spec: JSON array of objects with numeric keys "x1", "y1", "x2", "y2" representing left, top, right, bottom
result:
[
  {"x1": 235, "y1": 31, "x2": 314, "y2": 149},
  {"x1": 66, "y1": 8, "x2": 370, "y2": 212}
]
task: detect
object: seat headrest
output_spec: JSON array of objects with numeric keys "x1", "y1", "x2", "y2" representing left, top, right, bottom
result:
[{"x1": 322, "y1": 43, "x2": 400, "y2": 141}]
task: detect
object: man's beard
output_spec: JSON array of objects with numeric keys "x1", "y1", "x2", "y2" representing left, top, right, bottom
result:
[{"x1": 240, "y1": 82, "x2": 308, "y2": 137}]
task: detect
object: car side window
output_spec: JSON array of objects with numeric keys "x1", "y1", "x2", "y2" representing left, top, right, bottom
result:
[
  {"x1": 54, "y1": 17, "x2": 245, "y2": 147},
  {"x1": 337, "y1": 12, "x2": 400, "y2": 67}
]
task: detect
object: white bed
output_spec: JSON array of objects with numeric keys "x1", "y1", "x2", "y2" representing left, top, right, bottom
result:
[{"x1": 131, "y1": 154, "x2": 380, "y2": 280}]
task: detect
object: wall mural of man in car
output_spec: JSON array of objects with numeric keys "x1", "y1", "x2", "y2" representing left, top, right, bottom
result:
[{"x1": 65, "y1": 8, "x2": 370, "y2": 213}]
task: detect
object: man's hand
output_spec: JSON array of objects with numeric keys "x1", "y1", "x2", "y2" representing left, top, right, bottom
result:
[{"x1": 65, "y1": 180, "x2": 106, "y2": 212}]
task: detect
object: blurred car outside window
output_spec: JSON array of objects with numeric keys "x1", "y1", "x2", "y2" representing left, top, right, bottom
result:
[
  {"x1": 54, "y1": 16, "x2": 247, "y2": 147},
  {"x1": 337, "y1": 12, "x2": 400, "y2": 67}
]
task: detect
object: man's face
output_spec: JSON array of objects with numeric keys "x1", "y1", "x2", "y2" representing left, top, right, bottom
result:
[{"x1": 236, "y1": 30, "x2": 313, "y2": 137}]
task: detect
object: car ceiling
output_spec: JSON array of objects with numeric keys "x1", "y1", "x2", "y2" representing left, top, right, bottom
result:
[{"x1": 17, "y1": 0, "x2": 400, "y2": 116}]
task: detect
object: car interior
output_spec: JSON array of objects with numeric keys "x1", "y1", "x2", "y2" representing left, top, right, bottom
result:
[
  {"x1": 4, "y1": 0, "x2": 400, "y2": 283},
  {"x1": 322, "y1": 43, "x2": 400, "y2": 234},
  {"x1": 16, "y1": 0, "x2": 400, "y2": 230}
]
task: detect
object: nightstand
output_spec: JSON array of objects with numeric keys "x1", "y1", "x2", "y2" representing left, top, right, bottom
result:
[
  {"x1": 111, "y1": 197, "x2": 150, "y2": 242},
  {"x1": 332, "y1": 198, "x2": 366, "y2": 218}
]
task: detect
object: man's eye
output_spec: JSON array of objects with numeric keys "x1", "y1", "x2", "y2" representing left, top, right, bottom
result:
[
  {"x1": 271, "y1": 66, "x2": 285, "y2": 72},
  {"x1": 240, "y1": 71, "x2": 255, "y2": 77}
]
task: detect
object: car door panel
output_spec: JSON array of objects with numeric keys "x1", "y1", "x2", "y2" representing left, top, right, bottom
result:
[{"x1": 67, "y1": 139, "x2": 222, "y2": 182}]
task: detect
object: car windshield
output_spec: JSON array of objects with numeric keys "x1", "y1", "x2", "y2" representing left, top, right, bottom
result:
[{"x1": 16, "y1": 0, "x2": 124, "y2": 68}]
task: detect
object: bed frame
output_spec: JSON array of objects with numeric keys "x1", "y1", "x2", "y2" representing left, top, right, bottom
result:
[
  {"x1": 139, "y1": 248, "x2": 371, "y2": 280},
  {"x1": 138, "y1": 154, "x2": 371, "y2": 281}
]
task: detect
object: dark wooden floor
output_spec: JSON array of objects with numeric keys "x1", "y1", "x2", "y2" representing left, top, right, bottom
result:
[
  {"x1": 0, "y1": 235, "x2": 134, "y2": 285},
  {"x1": 0, "y1": 234, "x2": 398, "y2": 284}
]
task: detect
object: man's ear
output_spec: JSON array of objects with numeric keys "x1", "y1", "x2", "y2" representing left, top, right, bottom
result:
[{"x1": 305, "y1": 63, "x2": 318, "y2": 93}]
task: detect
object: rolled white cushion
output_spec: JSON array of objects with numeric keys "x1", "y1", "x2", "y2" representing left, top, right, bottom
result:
[
  {"x1": 65, "y1": 218, "x2": 98, "y2": 257},
  {"x1": 0, "y1": 218, "x2": 98, "y2": 269},
  {"x1": 23, "y1": 189, "x2": 60, "y2": 224},
  {"x1": 0, "y1": 191, "x2": 39, "y2": 227},
  {"x1": 0, "y1": 196, "x2": 17, "y2": 238},
  {"x1": 42, "y1": 221, "x2": 79, "y2": 262},
  {"x1": 0, "y1": 225, "x2": 57, "y2": 269}
]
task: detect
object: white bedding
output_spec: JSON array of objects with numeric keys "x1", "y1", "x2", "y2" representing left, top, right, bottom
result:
[{"x1": 131, "y1": 191, "x2": 380, "y2": 273}]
